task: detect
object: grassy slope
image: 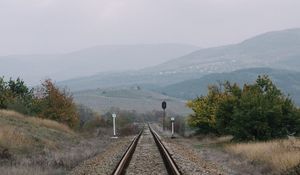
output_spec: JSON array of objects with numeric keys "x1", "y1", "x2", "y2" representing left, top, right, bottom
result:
[
  {"x1": 0, "y1": 110, "x2": 115, "y2": 175},
  {"x1": 0, "y1": 110, "x2": 76, "y2": 154}
]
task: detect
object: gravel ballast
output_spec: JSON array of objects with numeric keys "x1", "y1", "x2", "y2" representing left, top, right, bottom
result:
[
  {"x1": 125, "y1": 127, "x2": 168, "y2": 175},
  {"x1": 68, "y1": 137, "x2": 132, "y2": 175}
]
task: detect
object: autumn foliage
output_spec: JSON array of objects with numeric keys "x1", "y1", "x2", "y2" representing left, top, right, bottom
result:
[
  {"x1": 35, "y1": 79, "x2": 79, "y2": 128},
  {"x1": 0, "y1": 77, "x2": 79, "y2": 129}
]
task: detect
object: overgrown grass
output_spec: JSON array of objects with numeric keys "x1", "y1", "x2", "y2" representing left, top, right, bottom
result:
[
  {"x1": 0, "y1": 110, "x2": 73, "y2": 133},
  {"x1": 0, "y1": 125, "x2": 33, "y2": 151},
  {"x1": 226, "y1": 139, "x2": 300, "y2": 173},
  {"x1": 0, "y1": 110, "x2": 75, "y2": 152},
  {"x1": 0, "y1": 109, "x2": 112, "y2": 175}
]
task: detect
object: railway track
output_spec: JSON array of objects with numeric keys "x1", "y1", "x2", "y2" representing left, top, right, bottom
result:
[{"x1": 112, "y1": 124, "x2": 181, "y2": 175}]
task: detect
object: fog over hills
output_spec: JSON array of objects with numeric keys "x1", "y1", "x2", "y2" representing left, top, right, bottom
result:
[
  {"x1": 2, "y1": 28, "x2": 300, "y2": 111},
  {"x1": 158, "y1": 68, "x2": 300, "y2": 105},
  {"x1": 71, "y1": 67, "x2": 300, "y2": 113},
  {"x1": 59, "y1": 28, "x2": 300, "y2": 91},
  {"x1": 0, "y1": 44, "x2": 199, "y2": 85}
]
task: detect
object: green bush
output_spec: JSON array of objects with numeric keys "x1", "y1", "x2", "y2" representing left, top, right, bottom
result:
[
  {"x1": 187, "y1": 75, "x2": 300, "y2": 141},
  {"x1": 0, "y1": 77, "x2": 35, "y2": 114}
]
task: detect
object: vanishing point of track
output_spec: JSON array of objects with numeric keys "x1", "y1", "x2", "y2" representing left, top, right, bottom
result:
[{"x1": 112, "y1": 124, "x2": 181, "y2": 175}]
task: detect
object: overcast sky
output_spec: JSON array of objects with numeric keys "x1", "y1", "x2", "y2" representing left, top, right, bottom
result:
[{"x1": 0, "y1": 0, "x2": 300, "y2": 56}]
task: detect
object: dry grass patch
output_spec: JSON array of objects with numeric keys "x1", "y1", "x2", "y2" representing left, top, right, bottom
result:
[
  {"x1": 0, "y1": 110, "x2": 112, "y2": 175},
  {"x1": 196, "y1": 135, "x2": 233, "y2": 145},
  {"x1": 0, "y1": 110, "x2": 73, "y2": 134},
  {"x1": 226, "y1": 139, "x2": 300, "y2": 173},
  {"x1": 0, "y1": 125, "x2": 33, "y2": 150},
  {"x1": 0, "y1": 109, "x2": 76, "y2": 154},
  {"x1": 27, "y1": 117, "x2": 73, "y2": 134}
]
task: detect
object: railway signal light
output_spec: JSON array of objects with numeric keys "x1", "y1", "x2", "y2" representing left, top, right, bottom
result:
[
  {"x1": 162, "y1": 101, "x2": 167, "y2": 110},
  {"x1": 162, "y1": 101, "x2": 167, "y2": 131}
]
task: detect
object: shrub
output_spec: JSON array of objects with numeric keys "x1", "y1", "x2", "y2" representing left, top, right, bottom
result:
[
  {"x1": 77, "y1": 105, "x2": 105, "y2": 128},
  {"x1": 187, "y1": 75, "x2": 300, "y2": 141},
  {"x1": 82, "y1": 116, "x2": 105, "y2": 131},
  {"x1": 0, "y1": 77, "x2": 34, "y2": 114},
  {"x1": 34, "y1": 79, "x2": 80, "y2": 129}
]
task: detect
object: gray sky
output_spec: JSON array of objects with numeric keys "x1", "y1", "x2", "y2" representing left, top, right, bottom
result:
[{"x1": 1, "y1": 0, "x2": 300, "y2": 56}]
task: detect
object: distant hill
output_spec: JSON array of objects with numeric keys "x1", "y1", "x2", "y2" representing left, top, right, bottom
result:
[
  {"x1": 145, "y1": 28, "x2": 300, "y2": 74},
  {"x1": 0, "y1": 44, "x2": 199, "y2": 85},
  {"x1": 59, "y1": 28, "x2": 300, "y2": 91},
  {"x1": 158, "y1": 68, "x2": 300, "y2": 105},
  {"x1": 73, "y1": 87, "x2": 191, "y2": 115},
  {"x1": 58, "y1": 71, "x2": 200, "y2": 91}
]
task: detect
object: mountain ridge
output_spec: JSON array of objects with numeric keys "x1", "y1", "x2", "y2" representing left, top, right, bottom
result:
[
  {"x1": 59, "y1": 28, "x2": 300, "y2": 91},
  {"x1": 0, "y1": 44, "x2": 199, "y2": 85},
  {"x1": 145, "y1": 28, "x2": 300, "y2": 74}
]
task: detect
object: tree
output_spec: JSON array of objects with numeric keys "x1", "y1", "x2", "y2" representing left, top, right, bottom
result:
[
  {"x1": 212, "y1": 82, "x2": 241, "y2": 134},
  {"x1": 77, "y1": 104, "x2": 105, "y2": 129},
  {"x1": 230, "y1": 76, "x2": 300, "y2": 140},
  {"x1": 0, "y1": 77, "x2": 34, "y2": 114},
  {"x1": 0, "y1": 77, "x2": 8, "y2": 109},
  {"x1": 187, "y1": 75, "x2": 300, "y2": 141},
  {"x1": 187, "y1": 85, "x2": 223, "y2": 134},
  {"x1": 0, "y1": 77, "x2": 81, "y2": 129},
  {"x1": 36, "y1": 79, "x2": 79, "y2": 128},
  {"x1": 6, "y1": 78, "x2": 35, "y2": 114}
]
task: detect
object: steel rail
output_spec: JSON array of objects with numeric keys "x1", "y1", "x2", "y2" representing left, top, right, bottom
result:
[
  {"x1": 112, "y1": 129, "x2": 143, "y2": 175},
  {"x1": 112, "y1": 124, "x2": 181, "y2": 175},
  {"x1": 149, "y1": 124, "x2": 182, "y2": 175}
]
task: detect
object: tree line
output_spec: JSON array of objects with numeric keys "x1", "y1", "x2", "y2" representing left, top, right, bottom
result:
[
  {"x1": 187, "y1": 75, "x2": 300, "y2": 141},
  {"x1": 0, "y1": 77, "x2": 79, "y2": 128},
  {"x1": 0, "y1": 77, "x2": 175, "y2": 134}
]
